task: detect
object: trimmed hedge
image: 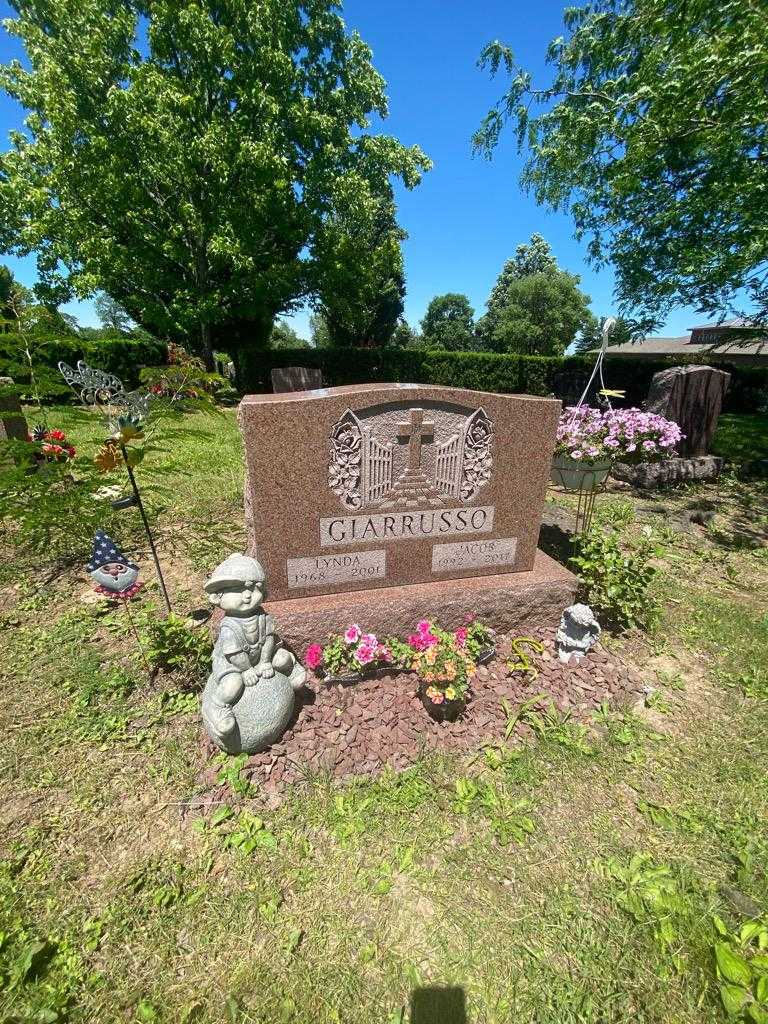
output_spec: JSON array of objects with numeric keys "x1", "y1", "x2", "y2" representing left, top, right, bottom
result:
[
  {"x1": 0, "y1": 334, "x2": 168, "y2": 399},
  {"x1": 233, "y1": 347, "x2": 768, "y2": 414}
]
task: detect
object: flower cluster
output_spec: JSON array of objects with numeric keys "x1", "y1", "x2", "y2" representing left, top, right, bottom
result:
[
  {"x1": 555, "y1": 406, "x2": 682, "y2": 464},
  {"x1": 408, "y1": 619, "x2": 493, "y2": 705},
  {"x1": 28, "y1": 425, "x2": 76, "y2": 462},
  {"x1": 308, "y1": 624, "x2": 394, "y2": 677},
  {"x1": 305, "y1": 618, "x2": 493, "y2": 706}
]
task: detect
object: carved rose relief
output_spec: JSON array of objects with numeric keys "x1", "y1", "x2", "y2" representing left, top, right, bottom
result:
[
  {"x1": 328, "y1": 404, "x2": 494, "y2": 510},
  {"x1": 328, "y1": 412, "x2": 363, "y2": 510},
  {"x1": 460, "y1": 410, "x2": 493, "y2": 501}
]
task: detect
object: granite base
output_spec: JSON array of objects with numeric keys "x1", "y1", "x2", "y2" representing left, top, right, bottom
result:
[{"x1": 266, "y1": 549, "x2": 578, "y2": 651}]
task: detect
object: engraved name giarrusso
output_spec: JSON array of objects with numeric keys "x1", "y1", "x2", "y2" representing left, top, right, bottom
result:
[{"x1": 319, "y1": 505, "x2": 495, "y2": 547}]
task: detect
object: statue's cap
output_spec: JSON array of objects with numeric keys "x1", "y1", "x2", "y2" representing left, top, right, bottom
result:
[
  {"x1": 87, "y1": 529, "x2": 138, "y2": 572},
  {"x1": 204, "y1": 553, "x2": 266, "y2": 593}
]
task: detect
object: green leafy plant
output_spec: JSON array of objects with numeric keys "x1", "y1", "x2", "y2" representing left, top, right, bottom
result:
[
  {"x1": 214, "y1": 753, "x2": 256, "y2": 798},
  {"x1": 570, "y1": 526, "x2": 661, "y2": 629},
  {"x1": 453, "y1": 777, "x2": 536, "y2": 846},
  {"x1": 515, "y1": 699, "x2": 596, "y2": 755},
  {"x1": 139, "y1": 613, "x2": 212, "y2": 679},
  {"x1": 221, "y1": 811, "x2": 279, "y2": 856},
  {"x1": 712, "y1": 915, "x2": 768, "y2": 1021},
  {"x1": 599, "y1": 853, "x2": 697, "y2": 972}
]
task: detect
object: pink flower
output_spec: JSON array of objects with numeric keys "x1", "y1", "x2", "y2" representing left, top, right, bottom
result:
[
  {"x1": 416, "y1": 620, "x2": 432, "y2": 635},
  {"x1": 431, "y1": 691, "x2": 445, "y2": 705},
  {"x1": 455, "y1": 627, "x2": 468, "y2": 647},
  {"x1": 354, "y1": 643, "x2": 375, "y2": 666},
  {"x1": 344, "y1": 624, "x2": 362, "y2": 645},
  {"x1": 305, "y1": 644, "x2": 323, "y2": 670},
  {"x1": 378, "y1": 645, "x2": 392, "y2": 662},
  {"x1": 407, "y1": 633, "x2": 424, "y2": 650},
  {"x1": 360, "y1": 633, "x2": 378, "y2": 647}
]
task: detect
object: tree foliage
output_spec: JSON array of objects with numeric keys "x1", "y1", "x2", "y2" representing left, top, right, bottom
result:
[
  {"x1": 389, "y1": 319, "x2": 419, "y2": 349},
  {"x1": 0, "y1": 0, "x2": 429, "y2": 365},
  {"x1": 312, "y1": 186, "x2": 406, "y2": 348},
  {"x1": 478, "y1": 235, "x2": 592, "y2": 354},
  {"x1": 93, "y1": 294, "x2": 134, "y2": 337},
  {"x1": 482, "y1": 272, "x2": 592, "y2": 356},
  {"x1": 420, "y1": 293, "x2": 476, "y2": 351},
  {"x1": 475, "y1": 0, "x2": 768, "y2": 329},
  {"x1": 573, "y1": 314, "x2": 636, "y2": 354},
  {"x1": 270, "y1": 320, "x2": 310, "y2": 350}
]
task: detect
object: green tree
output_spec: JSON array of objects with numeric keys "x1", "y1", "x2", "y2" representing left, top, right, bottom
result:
[
  {"x1": 478, "y1": 235, "x2": 592, "y2": 352},
  {"x1": 573, "y1": 314, "x2": 636, "y2": 355},
  {"x1": 483, "y1": 272, "x2": 592, "y2": 356},
  {"x1": 420, "y1": 293, "x2": 476, "y2": 350},
  {"x1": 389, "y1": 319, "x2": 419, "y2": 348},
  {"x1": 0, "y1": 265, "x2": 78, "y2": 336},
  {"x1": 0, "y1": 264, "x2": 21, "y2": 331},
  {"x1": 94, "y1": 294, "x2": 133, "y2": 337},
  {"x1": 475, "y1": 0, "x2": 768, "y2": 330},
  {"x1": 313, "y1": 186, "x2": 406, "y2": 348},
  {"x1": 0, "y1": 1, "x2": 429, "y2": 367},
  {"x1": 479, "y1": 234, "x2": 558, "y2": 340},
  {"x1": 309, "y1": 313, "x2": 332, "y2": 349},
  {"x1": 270, "y1": 320, "x2": 310, "y2": 350}
]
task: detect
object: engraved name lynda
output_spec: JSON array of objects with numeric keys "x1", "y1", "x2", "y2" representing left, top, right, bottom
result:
[{"x1": 319, "y1": 506, "x2": 495, "y2": 547}]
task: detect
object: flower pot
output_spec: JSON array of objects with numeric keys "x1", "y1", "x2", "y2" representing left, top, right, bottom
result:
[
  {"x1": 420, "y1": 690, "x2": 465, "y2": 723},
  {"x1": 477, "y1": 646, "x2": 495, "y2": 666},
  {"x1": 318, "y1": 665, "x2": 396, "y2": 687},
  {"x1": 551, "y1": 455, "x2": 611, "y2": 492}
]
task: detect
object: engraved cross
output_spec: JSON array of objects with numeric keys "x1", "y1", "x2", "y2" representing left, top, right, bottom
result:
[{"x1": 397, "y1": 408, "x2": 434, "y2": 472}]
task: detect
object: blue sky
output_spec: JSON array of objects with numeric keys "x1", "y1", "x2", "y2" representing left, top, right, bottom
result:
[{"x1": 0, "y1": 0, "x2": 705, "y2": 339}]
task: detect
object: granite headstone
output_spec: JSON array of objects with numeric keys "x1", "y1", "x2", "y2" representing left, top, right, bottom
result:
[
  {"x1": 238, "y1": 384, "x2": 577, "y2": 643},
  {"x1": 271, "y1": 366, "x2": 323, "y2": 394},
  {"x1": 644, "y1": 364, "x2": 730, "y2": 456},
  {"x1": 0, "y1": 377, "x2": 28, "y2": 441}
]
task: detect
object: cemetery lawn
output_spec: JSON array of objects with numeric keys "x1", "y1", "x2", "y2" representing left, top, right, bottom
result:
[{"x1": 1, "y1": 407, "x2": 767, "y2": 1024}]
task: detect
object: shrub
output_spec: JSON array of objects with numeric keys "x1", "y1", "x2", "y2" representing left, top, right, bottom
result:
[
  {"x1": 569, "y1": 527, "x2": 660, "y2": 629},
  {"x1": 0, "y1": 333, "x2": 168, "y2": 399},
  {"x1": 229, "y1": 346, "x2": 768, "y2": 415}
]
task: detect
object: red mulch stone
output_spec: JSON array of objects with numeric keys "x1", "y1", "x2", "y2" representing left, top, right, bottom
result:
[{"x1": 198, "y1": 626, "x2": 647, "y2": 799}]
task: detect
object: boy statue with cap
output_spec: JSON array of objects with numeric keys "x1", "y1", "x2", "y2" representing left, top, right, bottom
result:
[{"x1": 201, "y1": 553, "x2": 306, "y2": 754}]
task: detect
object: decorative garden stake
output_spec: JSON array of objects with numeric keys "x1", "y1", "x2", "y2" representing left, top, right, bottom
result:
[
  {"x1": 58, "y1": 360, "x2": 171, "y2": 615},
  {"x1": 87, "y1": 529, "x2": 150, "y2": 671},
  {"x1": 556, "y1": 604, "x2": 601, "y2": 665},
  {"x1": 506, "y1": 637, "x2": 545, "y2": 679}
]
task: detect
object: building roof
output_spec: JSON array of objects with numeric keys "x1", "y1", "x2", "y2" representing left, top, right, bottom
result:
[
  {"x1": 593, "y1": 334, "x2": 767, "y2": 358},
  {"x1": 686, "y1": 317, "x2": 757, "y2": 331}
]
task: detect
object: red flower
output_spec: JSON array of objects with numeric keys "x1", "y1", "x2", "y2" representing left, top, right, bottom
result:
[{"x1": 47, "y1": 429, "x2": 66, "y2": 441}]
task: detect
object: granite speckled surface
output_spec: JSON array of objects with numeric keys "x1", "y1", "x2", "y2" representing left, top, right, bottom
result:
[
  {"x1": 240, "y1": 383, "x2": 561, "y2": 603},
  {"x1": 266, "y1": 549, "x2": 577, "y2": 650}
]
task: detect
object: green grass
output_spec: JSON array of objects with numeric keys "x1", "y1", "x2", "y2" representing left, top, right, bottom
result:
[
  {"x1": 712, "y1": 413, "x2": 768, "y2": 465},
  {"x1": 1, "y1": 406, "x2": 767, "y2": 1022}
]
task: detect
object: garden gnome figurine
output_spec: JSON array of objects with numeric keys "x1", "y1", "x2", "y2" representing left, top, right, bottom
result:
[
  {"x1": 556, "y1": 603, "x2": 601, "y2": 665},
  {"x1": 202, "y1": 553, "x2": 306, "y2": 755},
  {"x1": 87, "y1": 530, "x2": 142, "y2": 599}
]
